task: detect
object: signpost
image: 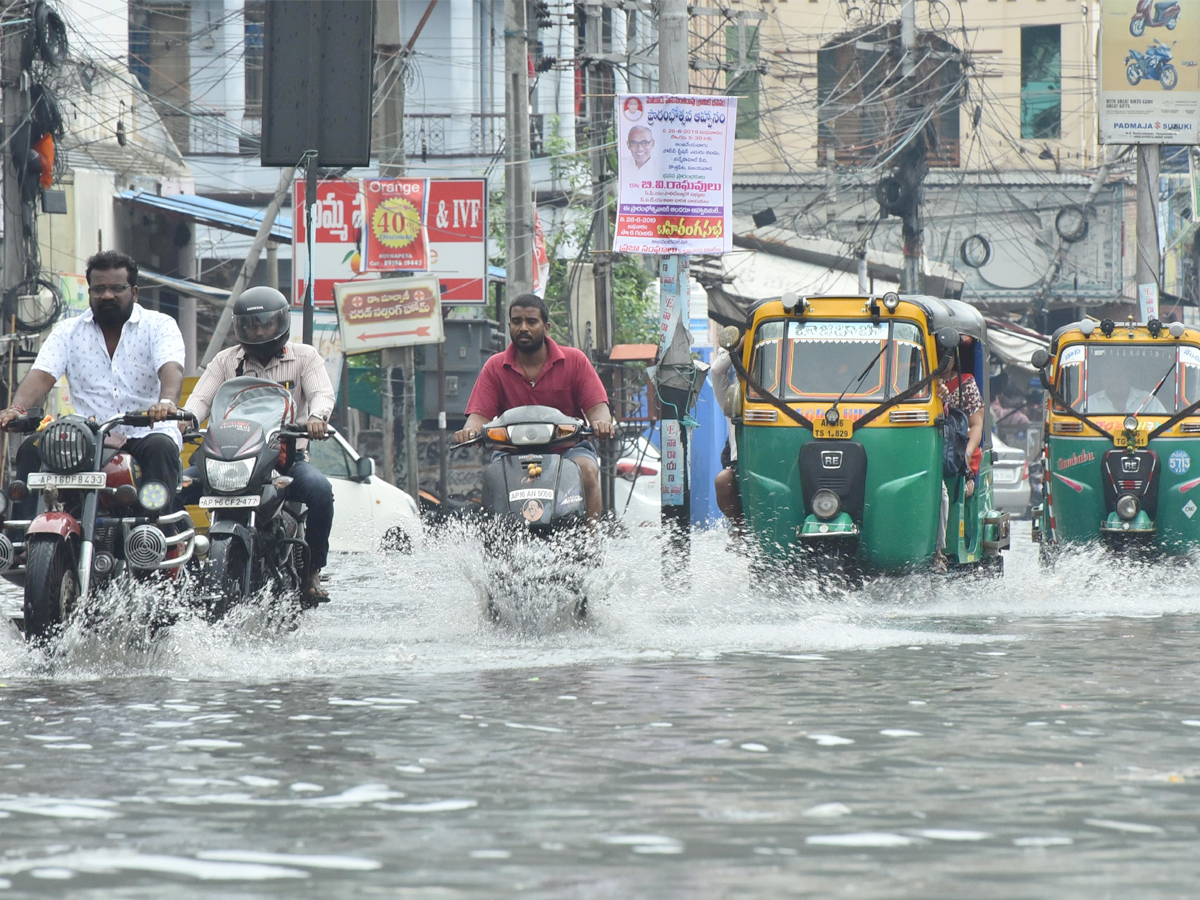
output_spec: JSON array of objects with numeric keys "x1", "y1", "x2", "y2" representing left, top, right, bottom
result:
[{"x1": 333, "y1": 276, "x2": 445, "y2": 353}]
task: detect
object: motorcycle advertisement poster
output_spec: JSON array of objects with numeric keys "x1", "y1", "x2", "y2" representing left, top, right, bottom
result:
[
  {"x1": 612, "y1": 94, "x2": 737, "y2": 255},
  {"x1": 1099, "y1": 0, "x2": 1200, "y2": 143}
]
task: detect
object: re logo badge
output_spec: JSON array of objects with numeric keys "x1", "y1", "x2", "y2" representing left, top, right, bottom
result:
[{"x1": 1170, "y1": 450, "x2": 1191, "y2": 475}]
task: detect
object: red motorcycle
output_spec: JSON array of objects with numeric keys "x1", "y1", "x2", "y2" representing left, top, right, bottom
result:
[
  {"x1": 1131, "y1": 0, "x2": 1179, "y2": 37},
  {"x1": 2, "y1": 409, "x2": 197, "y2": 642}
]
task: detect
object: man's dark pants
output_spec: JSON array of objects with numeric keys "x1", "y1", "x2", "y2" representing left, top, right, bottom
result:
[
  {"x1": 12, "y1": 432, "x2": 181, "y2": 520},
  {"x1": 178, "y1": 457, "x2": 334, "y2": 570}
]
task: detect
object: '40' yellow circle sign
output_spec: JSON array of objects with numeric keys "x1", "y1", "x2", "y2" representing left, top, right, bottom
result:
[{"x1": 371, "y1": 196, "x2": 421, "y2": 249}]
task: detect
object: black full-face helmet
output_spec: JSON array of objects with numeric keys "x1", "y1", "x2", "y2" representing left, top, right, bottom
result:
[{"x1": 233, "y1": 286, "x2": 291, "y2": 360}]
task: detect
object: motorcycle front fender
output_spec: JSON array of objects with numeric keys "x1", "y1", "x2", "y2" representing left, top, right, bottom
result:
[
  {"x1": 26, "y1": 512, "x2": 82, "y2": 540},
  {"x1": 207, "y1": 519, "x2": 254, "y2": 558}
]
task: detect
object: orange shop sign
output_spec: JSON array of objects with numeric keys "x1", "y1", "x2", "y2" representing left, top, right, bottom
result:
[
  {"x1": 363, "y1": 178, "x2": 428, "y2": 271},
  {"x1": 334, "y1": 276, "x2": 444, "y2": 353}
]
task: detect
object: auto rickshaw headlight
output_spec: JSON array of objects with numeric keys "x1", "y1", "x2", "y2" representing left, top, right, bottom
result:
[
  {"x1": 824, "y1": 407, "x2": 840, "y2": 426},
  {"x1": 1169, "y1": 322, "x2": 1186, "y2": 338},
  {"x1": 1123, "y1": 415, "x2": 1139, "y2": 433},
  {"x1": 1117, "y1": 494, "x2": 1140, "y2": 521},
  {"x1": 1079, "y1": 319, "x2": 1096, "y2": 337},
  {"x1": 812, "y1": 489, "x2": 840, "y2": 520},
  {"x1": 781, "y1": 291, "x2": 808, "y2": 314},
  {"x1": 882, "y1": 291, "x2": 900, "y2": 311}
]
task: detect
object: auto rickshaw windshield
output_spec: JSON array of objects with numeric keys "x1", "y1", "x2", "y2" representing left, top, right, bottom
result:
[
  {"x1": 750, "y1": 319, "x2": 929, "y2": 401},
  {"x1": 1057, "y1": 343, "x2": 1200, "y2": 414}
]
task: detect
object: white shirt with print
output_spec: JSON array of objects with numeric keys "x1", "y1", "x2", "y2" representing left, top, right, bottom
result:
[{"x1": 31, "y1": 303, "x2": 186, "y2": 447}]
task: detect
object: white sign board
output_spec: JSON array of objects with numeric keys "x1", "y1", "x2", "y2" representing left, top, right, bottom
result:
[
  {"x1": 334, "y1": 277, "x2": 444, "y2": 354},
  {"x1": 613, "y1": 94, "x2": 737, "y2": 255}
]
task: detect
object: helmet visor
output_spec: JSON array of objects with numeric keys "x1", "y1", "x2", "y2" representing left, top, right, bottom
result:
[{"x1": 233, "y1": 307, "x2": 289, "y2": 347}]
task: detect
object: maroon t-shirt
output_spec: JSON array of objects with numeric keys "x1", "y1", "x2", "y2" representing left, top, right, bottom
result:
[{"x1": 466, "y1": 337, "x2": 609, "y2": 422}]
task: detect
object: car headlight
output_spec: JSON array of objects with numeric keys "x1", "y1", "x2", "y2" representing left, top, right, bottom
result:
[
  {"x1": 1116, "y1": 494, "x2": 1139, "y2": 521},
  {"x1": 812, "y1": 488, "x2": 841, "y2": 520},
  {"x1": 205, "y1": 457, "x2": 254, "y2": 493}
]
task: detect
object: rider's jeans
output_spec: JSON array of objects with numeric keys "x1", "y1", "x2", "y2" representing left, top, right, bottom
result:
[
  {"x1": 176, "y1": 459, "x2": 334, "y2": 570},
  {"x1": 286, "y1": 461, "x2": 334, "y2": 570},
  {"x1": 12, "y1": 432, "x2": 181, "y2": 520}
]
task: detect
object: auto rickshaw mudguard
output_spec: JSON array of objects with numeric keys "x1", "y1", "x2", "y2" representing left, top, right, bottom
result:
[{"x1": 738, "y1": 423, "x2": 943, "y2": 572}]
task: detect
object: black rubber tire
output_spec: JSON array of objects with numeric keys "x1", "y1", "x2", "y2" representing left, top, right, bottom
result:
[
  {"x1": 23, "y1": 535, "x2": 78, "y2": 642},
  {"x1": 202, "y1": 536, "x2": 249, "y2": 621},
  {"x1": 380, "y1": 526, "x2": 413, "y2": 554}
]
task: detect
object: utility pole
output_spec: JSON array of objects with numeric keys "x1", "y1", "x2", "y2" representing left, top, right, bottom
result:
[
  {"x1": 586, "y1": 2, "x2": 613, "y2": 352},
  {"x1": 898, "y1": 0, "x2": 922, "y2": 295},
  {"x1": 656, "y1": 0, "x2": 692, "y2": 568},
  {"x1": 504, "y1": 0, "x2": 534, "y2": 296},
  {"x1": 2, "y1": 12, "x2": 27, "y2": 311},
  {"x1": 1136, "y1": 145, "x2": 1161, "y2": 321},
  {"x1": 376, "y1": 0, "x2": 422, "y2": 500}
]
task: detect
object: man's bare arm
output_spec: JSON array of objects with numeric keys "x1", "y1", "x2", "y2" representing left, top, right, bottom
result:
[
  {"x1": 454, "y1": 413, "x2": 489, "y2": 443},
  {"x1": 0, "y1": 370, "x2": 57, "y2": 427},
  {"x1": 584, "y1": 402, "x2": 615, "y2": 439},
  {"x1": 150, "y1": 361, "x2": 185, "y2": 421}
]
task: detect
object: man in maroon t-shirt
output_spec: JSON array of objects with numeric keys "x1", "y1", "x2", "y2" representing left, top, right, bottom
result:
[{"x1": 455, "y1": 294, "x2": 615, "y2": 521}]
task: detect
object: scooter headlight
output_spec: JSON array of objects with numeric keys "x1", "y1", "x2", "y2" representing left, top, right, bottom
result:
[
  {"x1": 1116, "y1": 494, "x2": 1140, "y2": 521},
  {"x1": 812, "y1": 489, "x2": 841, "y2": 520},
  {"x1": 204, "y1": 457, "x2": 254, "y2": 493}
]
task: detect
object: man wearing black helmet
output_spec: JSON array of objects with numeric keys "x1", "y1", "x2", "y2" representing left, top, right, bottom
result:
[{"x1": 182, "y1": 286, "x2": 336, "y2": 601}]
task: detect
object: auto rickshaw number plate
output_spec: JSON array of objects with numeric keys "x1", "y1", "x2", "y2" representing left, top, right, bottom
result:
[
  {"x1": 813, "y1": 422, "x2": 852, "y2": 440},
  {"x1": 27, "y1": 472, "x2": 105, "y2": 488}
]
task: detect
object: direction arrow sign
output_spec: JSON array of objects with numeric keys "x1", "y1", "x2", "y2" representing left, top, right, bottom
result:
[{"x1": 334, "y1": 277, "x2": 444, "y2": 354}]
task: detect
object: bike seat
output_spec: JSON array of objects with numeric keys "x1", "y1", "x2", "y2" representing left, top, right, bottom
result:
[{"x1": 1154, "y1": 1, "x2": 1175, "y2": 15}]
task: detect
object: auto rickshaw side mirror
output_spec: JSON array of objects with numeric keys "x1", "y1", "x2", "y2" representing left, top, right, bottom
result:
[
  {"x1": 1030, "y1": 348, "x2": 1050, "y2": 370},
  {"x1": 718, "y1": 325, "x2": 741, "y2": 351},
  {"x1": 936, "y1": 327, "x2": 960, "y2": 349}
]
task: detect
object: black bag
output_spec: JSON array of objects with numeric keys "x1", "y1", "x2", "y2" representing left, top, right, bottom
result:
[{"x1": 942, "y1": 407, "x2": 971, "y2": 480}]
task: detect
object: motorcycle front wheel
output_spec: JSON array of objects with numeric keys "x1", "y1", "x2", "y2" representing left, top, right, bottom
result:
[
  {"x1": 1127, "y1": 64, "x2": 1143, "y2": 86},
  {"x1": 1162, "y1": 65, "x2": 1178, "y2": 90},
  {"x1": 1130, "y1": 16, "x2": 1146, "y2": 36},
  {"x1": 200, "y1": 536, "x2": 249, "y2": 621},
  {"x1": 23, "y1": 535, "x2": 79, "y2": 643}
]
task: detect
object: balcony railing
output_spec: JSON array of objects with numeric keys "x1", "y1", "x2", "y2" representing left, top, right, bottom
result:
[{"x1": 404, "y1": 113, "x2": 547, "y2": 159}]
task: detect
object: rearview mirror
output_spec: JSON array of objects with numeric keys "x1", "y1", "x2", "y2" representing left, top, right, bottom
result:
[
  {"x1": 356, "y1": 456, "x2": 375, "y2": 480},
  {"x1": 936, "y1": 327, "x2": 960, "y2": 349},
  {"x1": 718, "y1": 325, "x2": 741, "y2": 350},
  {"x1": 1030, "y1": 348, "x2": 1050, "y2": 370}
]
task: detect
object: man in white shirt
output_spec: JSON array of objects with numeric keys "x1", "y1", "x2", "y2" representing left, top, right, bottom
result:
[{"x1": 0, "y1": 251, "x2": 185, "y2": 514}]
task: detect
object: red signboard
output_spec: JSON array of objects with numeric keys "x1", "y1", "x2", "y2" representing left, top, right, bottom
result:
[
  {"x1": 363, "y1": 178, "x2": 428, "y2": 271},
  {"x1": 293, "y1": 180, "x2": 377, "y2": 307},
  {"x1": 425, "y1": 179, "x2": 488, "y2": 304}
]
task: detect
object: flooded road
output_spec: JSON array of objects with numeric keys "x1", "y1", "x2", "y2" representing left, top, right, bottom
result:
[{"x1": 1, "y1": 524, "x2": 1199, "y2": 897}]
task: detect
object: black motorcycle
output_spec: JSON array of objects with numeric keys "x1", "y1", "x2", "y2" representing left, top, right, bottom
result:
[
  {"x1": 459, "y1": 405, "x2": 600, "y2": 629},
  {"x1": 2, "y1": 408, "x2": 197, "y2": 642},
  {"x1": 187, "y1": 376, "x2": 330, "y2": 620}
]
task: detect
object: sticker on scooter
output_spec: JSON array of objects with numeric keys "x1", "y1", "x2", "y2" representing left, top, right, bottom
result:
[
  {"x1": 1184, "y1": 499, "x2": 1197, "y2": 519},
  {"x1": 510, "y1": 488, "x2": 554, "y2": 501},
  {"x1": 521, "y1": 499, "x2": 546, "y2": 522},
  {"x1": 1169, "y1": 450, "x2": 1190, "y2": 474}
]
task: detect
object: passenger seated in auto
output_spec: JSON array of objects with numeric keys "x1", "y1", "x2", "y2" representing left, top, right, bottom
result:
[{"x1": 933, "y1": 340, "x2": 984, "y2": 573}]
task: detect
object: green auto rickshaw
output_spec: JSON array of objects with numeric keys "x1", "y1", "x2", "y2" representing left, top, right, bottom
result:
[
  {"x1": 1031, "y1": 317, "x2": 1200, "y2": 558},
  {"x1": 724, "y1": 292, "x2": 1010, "y2": 575}
]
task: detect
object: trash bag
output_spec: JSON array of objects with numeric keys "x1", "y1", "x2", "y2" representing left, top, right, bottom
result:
[{"x1": 943, "y1": 407, "x2": 971, "y2": 480}]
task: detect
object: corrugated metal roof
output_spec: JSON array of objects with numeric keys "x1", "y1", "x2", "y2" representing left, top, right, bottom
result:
[
  {"x1": 139, "y1": 269, "x2": 231, "y2": 303},
  {"x1": 118, "y1": 190, "x2": 292, "y2": 242}
]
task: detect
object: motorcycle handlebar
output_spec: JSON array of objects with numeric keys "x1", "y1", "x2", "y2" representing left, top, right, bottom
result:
[
  {"x1": 451, "y1": 425, "x2": 595, "y2": 451},
  {"x1": 118, "y1": 410, "x2": 198, "y2": 429},
  {"x1": 2, "y1": 407, "x2": 44, "y2": 433}
]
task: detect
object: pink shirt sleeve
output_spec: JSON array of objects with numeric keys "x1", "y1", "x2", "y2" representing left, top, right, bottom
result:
[
  {"x1": 465, "y1": 354, "x2": 505, "y2": 420},
  {"x1": 571, "y1": 350, "x2": 609, "y2": 414}
]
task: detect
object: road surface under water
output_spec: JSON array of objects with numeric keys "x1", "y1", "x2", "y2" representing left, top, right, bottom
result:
[{"x1": 0, "y1": 523, "x2": 1198, "y2": 898}]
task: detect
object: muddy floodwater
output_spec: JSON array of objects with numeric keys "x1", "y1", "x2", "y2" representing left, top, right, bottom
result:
[{"x1": 0, "y1": 524, "x2": 1199, "y2": 898}]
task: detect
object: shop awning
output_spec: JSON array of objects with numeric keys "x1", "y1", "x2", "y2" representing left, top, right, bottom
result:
[{"x1": 118, "y1": 190, "x2": 292, "y2": 243}]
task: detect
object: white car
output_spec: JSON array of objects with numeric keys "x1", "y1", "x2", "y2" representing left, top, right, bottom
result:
[
  {"x1": 990, "y1": 432, "x2": 1031, "y2": 518},
  {"x1": 306, "y1": 429, "x2": 422, "y2": 553},
  {"x1": 613, "y1": 436, "x2": 661, "y2": 528}
]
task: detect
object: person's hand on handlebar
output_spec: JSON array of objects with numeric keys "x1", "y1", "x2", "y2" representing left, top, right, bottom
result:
[
  {"x1": 306, "y1": 416, "x2": 328, "y2": 440},
  {"x1": 0, "y1": 406, "x2": 26, "y2": 429},
  {"x1": 453, "y1": 426, "x2": 480, "y2": 444},
  {"x1": 591, "y1": 419, "x2": 616, "y2": 440},
  {"x1": 148, "y1": 398, "x2": 179, "y2": 422}
]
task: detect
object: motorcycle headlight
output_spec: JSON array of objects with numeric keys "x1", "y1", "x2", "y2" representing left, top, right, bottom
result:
[
  {"x1": 812, "y1": 488, "x2": 841, "y2": 520},
  {"x1": 204, "y1": 457, "x2": 255, "y2": 493},
  {"x1": 1116, "y1": 494, "x2": 1139, "y2": 521},
  {"x1": 38, "y1": 419, "x2": 95, "y2": 473}
]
